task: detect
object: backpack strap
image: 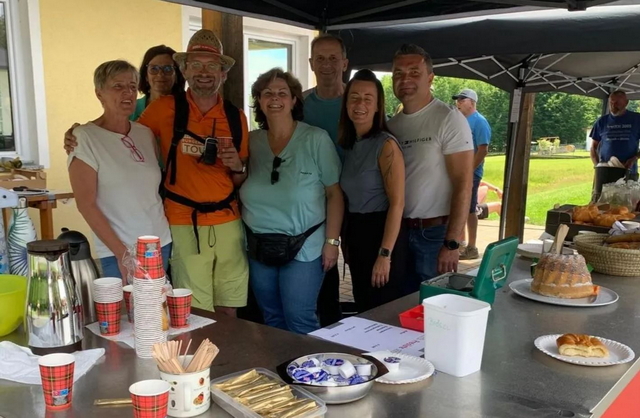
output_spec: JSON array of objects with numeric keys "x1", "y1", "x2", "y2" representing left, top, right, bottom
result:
[
  {"x1": 164, "y1": 91, "x2": 190, "y2": 186},
  {"x1": 223, "y1": 100, "x2": 243, "y2": 152}
]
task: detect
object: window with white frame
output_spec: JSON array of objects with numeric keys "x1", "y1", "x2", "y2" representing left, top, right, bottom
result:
[
  {"x1": 0, "y1": 0, "x2": 48, "y2": 165},
  {"x1": 181, "y1": 7, "x2": 314, "y2": 126}
]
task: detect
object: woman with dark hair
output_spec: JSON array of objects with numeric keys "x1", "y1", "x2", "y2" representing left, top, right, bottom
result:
[
  {"x1": 240, "y1": 68, "x2": 343, "y2": 334},
  {"x1": 130, "y1": 45, "x2": 186, "y2": 121},
  {"x1": 339, "y1": 69, "x2": 408, "y2": 313}
]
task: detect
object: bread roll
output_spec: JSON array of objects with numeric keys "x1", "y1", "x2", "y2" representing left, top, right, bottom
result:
[{"x1": 556, "y1": 334, "x2": 609, "y2": 358}]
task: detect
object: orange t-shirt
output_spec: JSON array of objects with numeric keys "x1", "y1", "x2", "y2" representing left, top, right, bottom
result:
[{"x1": 138, "y1": 90, "x2": 249, "y2": 226}]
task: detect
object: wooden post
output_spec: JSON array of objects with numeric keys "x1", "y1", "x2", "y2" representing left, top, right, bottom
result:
[
  {"x1": 502, "y1": 92, "x2": 536, "y2": 240},
  {"x1": 201, "y1": 10, "x2": 244, "y2": 108}
]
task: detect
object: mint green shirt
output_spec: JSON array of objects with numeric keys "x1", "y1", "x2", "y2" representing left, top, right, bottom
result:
[
  {"x1": 129, "y1": 97, "x2": 148, "y2": 121},
  {"x1": 239, "y1": 122, "x2": 342, "y2": 262}
]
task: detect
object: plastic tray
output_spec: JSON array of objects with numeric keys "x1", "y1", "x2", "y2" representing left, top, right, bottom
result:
[
  {"x1": 399, "y1": 304, "x2": 424, "y2": 332},
  {"x1": 210, "y1": 367, "x2": 327, "y2": 418}
]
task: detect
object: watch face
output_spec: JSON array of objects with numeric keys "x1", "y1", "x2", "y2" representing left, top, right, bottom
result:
[{"x1": 445, "y1": 240, "x2": 460, "y2": 250}]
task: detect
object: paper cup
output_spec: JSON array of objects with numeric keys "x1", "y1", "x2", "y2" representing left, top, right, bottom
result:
[
  {"x1": 167, "y1": 289, "x2": 192, "y2": 329},
  {"x1": 136, "y1": 236, "x2": 164, "y2": 280},
  {"x1": 95, "y1": 301, "x2": 122, "y2": 336},
  {"x1": 217, "y1": 137, "x2": 233, "y2": 149},
  {"x1": 129, "y1": 379, "x2": 170, "y2": 418},
  {"x1": 123, "y1": 285, "x2": 133, "y2": 323},
  {"x1": 93, "y1": 277, "x2": 124, "y2": 303},
  {"x1": 38, "y1": 353, "x2": 75, "y2": 410}
]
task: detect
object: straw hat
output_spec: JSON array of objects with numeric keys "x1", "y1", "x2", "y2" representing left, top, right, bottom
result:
[{"x1": 173, "y1": 29, "x2": 236, "y2": 72}]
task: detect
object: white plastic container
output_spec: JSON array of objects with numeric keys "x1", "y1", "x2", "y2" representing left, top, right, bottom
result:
[{"x1": 422, "y1": 294, "x2": 491, "y2": 377}]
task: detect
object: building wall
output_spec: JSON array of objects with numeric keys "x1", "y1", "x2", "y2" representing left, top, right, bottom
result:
[{"x1": 36, "y1": 0, "x2": 183, "y2": 245}]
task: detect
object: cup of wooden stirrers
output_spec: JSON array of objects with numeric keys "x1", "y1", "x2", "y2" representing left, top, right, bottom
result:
[{"x1": 152, "y1": 339, "x2": 219, "y2": 374}]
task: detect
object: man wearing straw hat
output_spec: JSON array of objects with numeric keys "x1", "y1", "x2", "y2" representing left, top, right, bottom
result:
[{"x1": 65, "y1": 30, "x2": 250, "y2": 316}]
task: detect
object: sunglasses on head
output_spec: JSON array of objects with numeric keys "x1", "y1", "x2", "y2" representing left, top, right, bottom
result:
[
  {"x1": 147, "y1": 65, "x2": 175, "y2": 75},
  {"x1": 271, "y1": 157, "x2": 283, "y2": 185}
]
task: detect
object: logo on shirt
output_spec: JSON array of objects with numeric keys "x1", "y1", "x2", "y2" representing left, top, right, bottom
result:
[
  {"x1": 181, "y1": 135, "x2": 204, "y2": 156},
  {"x1": 401, "y1": 137, "x2": 432, "y2": 148}
]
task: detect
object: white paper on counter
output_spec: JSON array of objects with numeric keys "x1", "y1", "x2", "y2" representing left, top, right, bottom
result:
[
  {"x1": 0, "y1": 341, "x2": 105, "y2": 385},
  {"x1": 86, "y1": 314, "x2": 215, "y2": 348},
  {"x1": 309, "y1": 316, "x2": 425, "y2": 358}
]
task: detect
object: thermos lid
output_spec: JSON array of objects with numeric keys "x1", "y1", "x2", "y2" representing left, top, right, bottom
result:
[
  {"x1": 27, "y1": 239, "x2": 69, "y2": 254},
  {"x1": 57, "y1": 228, "x2": 93, "y2": 260}
]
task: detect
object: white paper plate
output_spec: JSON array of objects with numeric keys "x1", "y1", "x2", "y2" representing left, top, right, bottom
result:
[
  {"x1": 509, "y1": 279, "x2": 618, "y2": 307},
  {"x1": 534, "y1": 334, "x2": 635, "y2": 366},
  {"x1": 517, "y1": 241, "x2": 574, "y2": 259},
  {"x1": 364, "y1": 351, "x2": 434, "y2": 385}
]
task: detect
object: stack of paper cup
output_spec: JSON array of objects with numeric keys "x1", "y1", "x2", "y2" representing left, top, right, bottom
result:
[
  {"x1": 135, "y1": 236, "x2": 165, "y2": 279},
  {"x1": 93, "y1": 278, "x2": 123, "y2": 336},
  {"x1": 133, "y1": 277, "x2": 168, "y2": 358}
]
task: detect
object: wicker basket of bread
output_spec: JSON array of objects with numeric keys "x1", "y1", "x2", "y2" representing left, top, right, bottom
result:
[{"x1": 574, "y1": 233, "x2": 640, "y2": 277}]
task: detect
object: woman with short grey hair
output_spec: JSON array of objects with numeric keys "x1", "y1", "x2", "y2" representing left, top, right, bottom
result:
[{"x1": 68, "y1": 60, "x2": 172, "y2": 281}]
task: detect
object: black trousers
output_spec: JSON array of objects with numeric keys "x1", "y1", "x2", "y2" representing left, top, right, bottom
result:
[
  {"x1": 316, "y1": 264, "x2": 342, "y2": 327},
  {"x1": 346, "y1": 211, "x2": 410, "y2": 314}
]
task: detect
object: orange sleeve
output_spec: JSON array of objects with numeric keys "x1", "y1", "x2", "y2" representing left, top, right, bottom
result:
[
  {"x1": 137, "y1": 98, "x2": 168, "y2": 137},
  {"x1": 238, "y1": 110, "x2": 249, "y2": 159}
]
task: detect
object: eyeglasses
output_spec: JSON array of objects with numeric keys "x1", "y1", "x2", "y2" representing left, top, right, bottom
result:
[
  {"x1": 186, "y1": 61, "x2": 222, "y2": 73},
  {"x1": 271, "y1": 157, "x2": 283, "y2": 185},
  {"x1": 147, "y1": 65, "x2": 175, "y2": 76},
  {"x1": 121, "y1": 136, "x2": 145, "y2": 163}
]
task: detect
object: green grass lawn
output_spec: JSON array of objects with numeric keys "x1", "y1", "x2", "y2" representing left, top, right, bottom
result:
[{"x1": 480, "y1": 151, "x2": 594, "y2": 225}]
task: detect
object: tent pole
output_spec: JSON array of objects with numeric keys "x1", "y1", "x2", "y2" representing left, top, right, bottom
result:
[{"x1": 500, "y1": 86, "x2": 536, "y2": 241}]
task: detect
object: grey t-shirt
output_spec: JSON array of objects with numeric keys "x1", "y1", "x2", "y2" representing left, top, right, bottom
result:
[{"x1": 340, "y1": 130, "x2": 399, "y2": 213}]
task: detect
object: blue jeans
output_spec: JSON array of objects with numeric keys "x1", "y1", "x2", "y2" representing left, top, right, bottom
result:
[
  {"x1": 249, "y1": 256, "x2": 325, "y2": 334},
  {"x1": 100, "y1": 244, "x2": 172, "y2": 279},
  {"x1": 408, "y1": 224, "x2": 447, "y2": 288}
]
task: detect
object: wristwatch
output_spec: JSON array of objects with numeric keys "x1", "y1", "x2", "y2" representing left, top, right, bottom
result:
[
  {"x1": 232, "y1": 162, "x2": 247, "y2": 174},
  {"x1": 325, "y1": 238, "x2": 340, "y2": 246},
  {"x1": 378, "y1": 247, "x2": 391, "y2": 257},
  {"x1": 443, "y1": 239, "x2": 460, "y2": 251}
]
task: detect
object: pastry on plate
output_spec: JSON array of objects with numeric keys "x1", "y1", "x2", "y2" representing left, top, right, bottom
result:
[
  {"x1": 531, "y1": 253, "x2": 598, "y2": 299},
  {"x1": 556, "y1": 333, "x2": 609, "y2": 358}
]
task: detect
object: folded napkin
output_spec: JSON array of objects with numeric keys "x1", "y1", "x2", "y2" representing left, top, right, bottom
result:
[{"x1": 0, "y1": 341, "x2": 105, "y2": 385}]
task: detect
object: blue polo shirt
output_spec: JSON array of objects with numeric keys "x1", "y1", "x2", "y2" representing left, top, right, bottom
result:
[
  {"x1": 590, "y1": 110, "x2": 640, "y2": 173},
  {"x1": 467, "y1": 111, "x2": 491, "y2": 178}
]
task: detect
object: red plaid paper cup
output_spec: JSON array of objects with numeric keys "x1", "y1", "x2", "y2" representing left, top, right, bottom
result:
[
  {"x1": 38, "y1": 353, "x2": 75, "y2": 410},
  {"x1": 95, "y1": 301, "x2": 122, "y2": 336},
  {"x1": 167, "y1": 288, "x2": 192, "y2": 328},
  {"x1": 129, "y1": 379, "x2": 170, "y2": 418},
  {"x1": 136, "y1": 236, "x2": 164, "y2": 280},
  {"x1": 217, "y1": 137, "x2": 233, "y2": 150},
  {"x1": 123, "y1": 285, "x2": 133, "y2": 323}
]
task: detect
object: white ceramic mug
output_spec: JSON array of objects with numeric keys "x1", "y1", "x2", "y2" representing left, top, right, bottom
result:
[{"x1": 159, "y1": 356, "x2": 210, "y2": 418}]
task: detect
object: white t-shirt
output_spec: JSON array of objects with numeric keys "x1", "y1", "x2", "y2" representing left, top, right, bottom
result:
[
  {"x1": 388, "y1": 98, "x2": 473, "y2": 219},
  {"x1": 68, "y1": 122, "x2": 172, "y2": 258}
]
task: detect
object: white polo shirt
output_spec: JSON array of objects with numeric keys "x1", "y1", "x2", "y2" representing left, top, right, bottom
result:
[{"x1": 388, "y1": 98, "x2": 473, "y2": 219}]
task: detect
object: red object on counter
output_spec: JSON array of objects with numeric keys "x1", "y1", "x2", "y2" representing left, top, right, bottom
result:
[{"x1": 399, "y1": 305, "x2": 424, "y2": 331}]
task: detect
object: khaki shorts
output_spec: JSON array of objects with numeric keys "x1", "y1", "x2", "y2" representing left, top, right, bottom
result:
[{"x1": 170, "y1": 220, "x2": 248, "y2": 311}]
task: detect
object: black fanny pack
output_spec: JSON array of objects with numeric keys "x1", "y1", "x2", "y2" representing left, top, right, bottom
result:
[{"x1": 245, "y1": 222, "x2": 324, "y2": 266}]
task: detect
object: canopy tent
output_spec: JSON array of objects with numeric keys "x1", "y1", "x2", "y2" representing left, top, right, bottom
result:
[
  {"x1": 333, "y1": 3, "x2": 640, "y2": 99},
  {"x1": 168, "y1": 0, "x2": 616, "y2": 30}
]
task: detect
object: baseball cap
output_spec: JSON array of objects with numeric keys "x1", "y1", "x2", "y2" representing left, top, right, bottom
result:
[{"x1": 452, "y1": 89, "x2": 478, "y2": 102}]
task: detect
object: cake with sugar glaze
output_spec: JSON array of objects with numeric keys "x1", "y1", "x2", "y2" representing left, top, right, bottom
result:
[{"x1": 531, "y1": 253, "x2": 598, "y2": 298}]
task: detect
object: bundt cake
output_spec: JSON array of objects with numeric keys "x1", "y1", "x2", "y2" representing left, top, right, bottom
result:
[{"x1": 531, "y1": 253, "x2": 599, "y2": 299}]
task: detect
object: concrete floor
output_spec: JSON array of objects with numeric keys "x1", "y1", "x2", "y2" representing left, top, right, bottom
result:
[{"x1": 339, "y1": 220, "x2": 545, "y2": 302}]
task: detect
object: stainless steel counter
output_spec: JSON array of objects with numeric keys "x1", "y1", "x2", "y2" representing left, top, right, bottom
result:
[{"x1": 1, "y1": 258, "x2": 638, "y2": 418}]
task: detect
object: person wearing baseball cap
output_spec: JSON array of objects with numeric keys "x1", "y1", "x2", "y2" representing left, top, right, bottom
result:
[{"x1": 453, "y1": 88, "x2": 492, "y2": 260}]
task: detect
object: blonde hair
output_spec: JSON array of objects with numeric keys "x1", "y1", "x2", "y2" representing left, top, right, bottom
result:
[{"x1": 93, "y1": 60, "x2": 139, "y2": 90}]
